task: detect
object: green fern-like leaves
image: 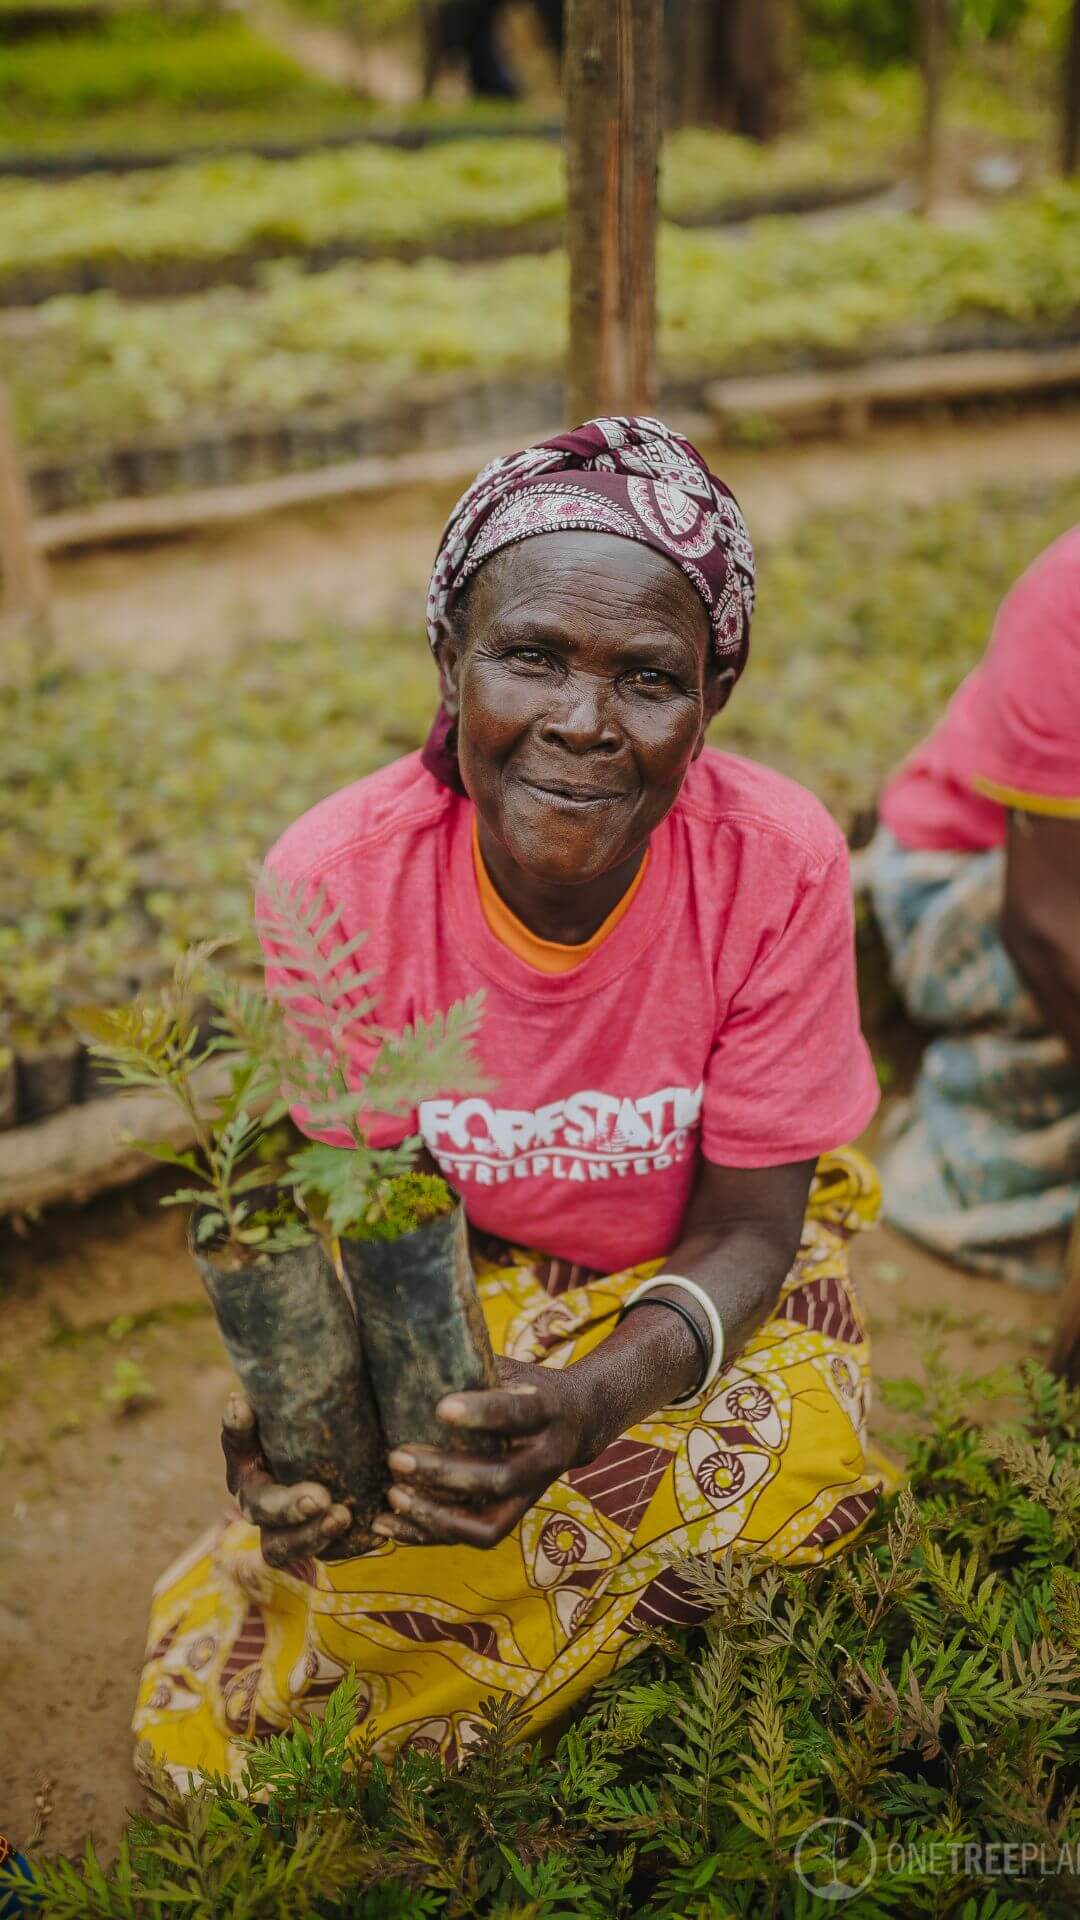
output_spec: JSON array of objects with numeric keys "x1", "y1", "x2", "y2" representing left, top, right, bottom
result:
[
  {"x1": 256, "y1": 861, "x2": 486, "y2": 1235},
  {"x1": 76, "y1": 868, "x2": 490, "y2": 1253},
  {"x1": 363, "y1": 996, "x2": 489, "y2": 1118},
  {"x1": 663, "y1": 1627, "x2": 740, "y2": 1841},
  {"x1": 22, "y1": 1361, "x2": 1080, "y2": 1917}
]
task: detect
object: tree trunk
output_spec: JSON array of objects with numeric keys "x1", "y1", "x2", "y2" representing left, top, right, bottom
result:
[
  {"x1": 671, "y1": 0, "x2": 798, "y2": 140},
  {"x1": 1065, "y1": 0, "x2": 1080, "y2": 176},
  {"x1": 668, "y1": 0, "x2": 710, "y2": 129},
  {"x1": 918, "y1": 0, "x2": 947, "y2": 214},
  {"x1": 727, "y1": 0, "x2": 797, "y2": 143},
  {"x1": 565, "y1": 0, "x2": 662, "y2": 422}
]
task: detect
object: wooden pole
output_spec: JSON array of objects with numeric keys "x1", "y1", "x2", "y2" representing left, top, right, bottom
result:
[
  {"x1": 1065, "y1": 0, "x2": 1080, "y2": 176},
  {"x1": 0, "y1": 383, "x2": 50, "y2": 644},
  {"x1": 918, "y1": 0, "x2": 947, "y2": 215},
  {"x1": 565, "y1": 0, "x2": 662, "y2": 423}
]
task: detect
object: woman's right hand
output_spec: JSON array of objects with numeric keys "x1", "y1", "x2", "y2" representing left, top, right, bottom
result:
[{"x1": 221, "y1": 1394, "x2": 352, "y2": 1568}]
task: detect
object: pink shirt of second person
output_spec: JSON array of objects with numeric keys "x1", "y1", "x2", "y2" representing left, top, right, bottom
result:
[{"x1": 880, "y1": 525, "x2": 1080, "y2": 854}]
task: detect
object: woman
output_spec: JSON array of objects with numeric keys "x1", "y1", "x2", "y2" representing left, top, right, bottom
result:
[
  {"x1": 136, "y1": 417, "x2": 882, "y2": 1786},
  {"x1": 869, "y1": 526, "x2": 1080, "y2": 1294}
]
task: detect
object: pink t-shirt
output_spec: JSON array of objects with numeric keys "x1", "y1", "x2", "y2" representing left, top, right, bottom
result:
[
  {"x1": 880, "y1": 524, "x2": 1080, "y2": 853},
  {"x1": 261, "y1": 750, "x2": 879, "y2": 1273}
]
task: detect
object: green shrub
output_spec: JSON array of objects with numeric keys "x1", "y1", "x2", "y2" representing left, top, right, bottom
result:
[{"x1": 11, "y1": 1354, "x2": 1080, "y2": 1916}]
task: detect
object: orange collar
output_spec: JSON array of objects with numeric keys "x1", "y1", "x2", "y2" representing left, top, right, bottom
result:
[{"x1": 471, "y1": 816, "x2": 649, "y2": 974}]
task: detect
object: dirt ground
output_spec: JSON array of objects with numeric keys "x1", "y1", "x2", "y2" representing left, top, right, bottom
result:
[
  {"x1": 0, "y1": 1158, "x2": 1055, "y2": 1860},
  {"x1": 46, "y1": 404, "x2": 1080, "y2": 673}
]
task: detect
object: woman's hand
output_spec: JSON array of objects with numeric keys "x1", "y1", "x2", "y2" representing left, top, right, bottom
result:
[
  {"x1": 373, "y1": 1357, "x2": 588, "y2": 1551},
  {"x1": 221, "y1": 1394, "x2": 352, "y2": 1568}
]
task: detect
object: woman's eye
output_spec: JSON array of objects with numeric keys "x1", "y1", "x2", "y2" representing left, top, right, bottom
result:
[
  {"x1": 627, "y1": 669, "x2": 675, "y2": 692},
  {"x1": 506, "y1": 647, "x2": 550, "y2": 667}
]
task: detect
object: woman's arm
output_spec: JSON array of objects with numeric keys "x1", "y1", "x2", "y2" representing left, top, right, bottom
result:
[
  {"x1": 373, "y1": 1155, "x2": 814, "y2": 1550},
  {"x1": 1002, "y1": 812, "x2": 1080, "y2": 1071}
]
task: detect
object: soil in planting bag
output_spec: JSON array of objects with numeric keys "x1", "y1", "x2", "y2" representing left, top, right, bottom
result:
[
  {"x1": 340, "y1": 1202, "x2": 503, "y2": 1458},
  {"x1": 192, "y1": 1219, "x2": 388, "y2": 1559}
]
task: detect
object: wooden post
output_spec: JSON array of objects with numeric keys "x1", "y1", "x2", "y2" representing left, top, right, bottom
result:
[
  {"x1": 565, "y1": 0, "x2": 662, "y2": 423},
  {"x1": 1065, "y1": 0, "x2": 1080, "y2": 176},
  {"x1": 918, "y1": 0, "x2": 948, "y2": 215},
  {"x1": 0, "y1": 383, "x2": 50, "y2": 644}
]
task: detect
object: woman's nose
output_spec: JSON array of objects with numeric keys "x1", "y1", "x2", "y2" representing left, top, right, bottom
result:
[{"x1": 539, "y1": 675, "x2": 620, "y2": 752}]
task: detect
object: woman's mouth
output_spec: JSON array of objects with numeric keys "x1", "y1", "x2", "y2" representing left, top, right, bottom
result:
[{"x1": 520, "y1": 778, "x2": 624, "y2": 810}]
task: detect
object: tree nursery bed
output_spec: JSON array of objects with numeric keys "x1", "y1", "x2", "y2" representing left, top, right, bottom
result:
[
  {"x1": 0, "y1": 112, "x2": 564, "y2": 176},
  {"x1": 0, "y1": 126, "x2": 901, "y2": 306},
  {"x1": 5, "y1": 186, "x2": 1079, "y2": 507}
]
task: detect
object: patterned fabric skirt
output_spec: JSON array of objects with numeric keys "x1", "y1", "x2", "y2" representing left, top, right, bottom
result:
[
  {"x1": 869, "y1": 827, "x2": 1080, "y2": 1290},
  {"x1": 135, "y1": 1148, "x2": 884, "y2": 1787}
]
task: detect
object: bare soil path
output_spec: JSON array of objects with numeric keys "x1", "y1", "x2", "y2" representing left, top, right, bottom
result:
[
  {"x1": 0, "y1": 1166, "x2": 1053, "y2": 1859},
  {"x1": 47, "y1": 404, "x2": 1080, "y2": 674}
]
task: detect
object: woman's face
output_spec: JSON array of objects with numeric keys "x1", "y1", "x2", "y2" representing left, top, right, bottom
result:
[{"x1": 436, "y1": 530, "x2": 735, "y2": 886}]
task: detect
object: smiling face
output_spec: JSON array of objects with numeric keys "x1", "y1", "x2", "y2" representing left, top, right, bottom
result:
[{"x1": 435, "y1": 530, "x2": 735, "y2": 890}]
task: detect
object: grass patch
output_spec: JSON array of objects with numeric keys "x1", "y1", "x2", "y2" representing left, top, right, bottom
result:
[
  {"x1": 2, "y1": 475, "x2": 1078, "y2": 1042},
  {"x1": 0, "y1": 11, "x2": 352, "y2": 118}
]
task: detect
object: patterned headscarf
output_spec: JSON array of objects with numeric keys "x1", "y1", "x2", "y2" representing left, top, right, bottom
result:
[{"x1": 422, "y1": 415, "x2": 756, "y2": 794}]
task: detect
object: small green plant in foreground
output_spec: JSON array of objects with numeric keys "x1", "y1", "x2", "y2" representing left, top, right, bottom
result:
[
  {"x1": 73, "y1": 939, "x2": 307, "y2": 1260},
  {"x1": 76, "y1": 878, "x2": 483, "y2": 1259},
  {"x1": 256, "y1": 864, "x2": 483, "y2": 1239},
  {"x1": 10, "y1": 1353, "x2": 1080, "y2": 1916}
]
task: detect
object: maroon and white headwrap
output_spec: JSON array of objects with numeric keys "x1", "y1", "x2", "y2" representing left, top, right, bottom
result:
[{"x1": 422, "y1": 415, "x2": 756, "y2": 794}]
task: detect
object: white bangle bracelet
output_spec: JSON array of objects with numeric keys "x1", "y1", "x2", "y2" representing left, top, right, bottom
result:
[{"x1": 622, "y1": 1273, "x2": 726, "y2": 1407}]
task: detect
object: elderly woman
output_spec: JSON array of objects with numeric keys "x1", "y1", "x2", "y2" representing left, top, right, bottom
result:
[
  {"x1": 868, "y1": 526, "x2": 1080, "y2": 1293},
  {"x1": 137, "y1": 418, "x2": 881, "y2": 1783}
]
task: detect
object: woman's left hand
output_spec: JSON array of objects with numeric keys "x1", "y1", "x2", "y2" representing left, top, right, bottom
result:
[{"x1": 372, "y1": 1357, "x2": 588, "y2": 1549}]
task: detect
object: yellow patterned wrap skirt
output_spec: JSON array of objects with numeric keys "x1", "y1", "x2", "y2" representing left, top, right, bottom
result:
[{"x1": 135, "y1": 1148, "x2": 884, "y2": 1786}]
